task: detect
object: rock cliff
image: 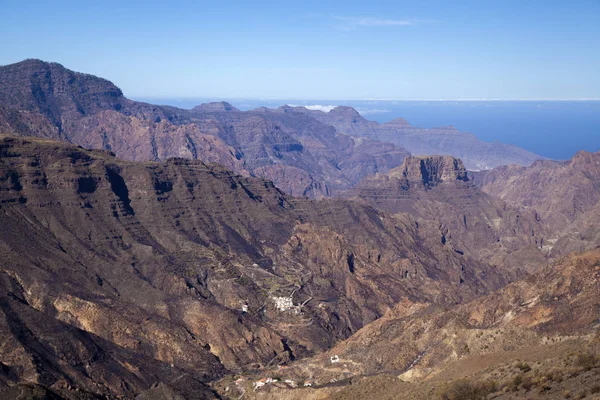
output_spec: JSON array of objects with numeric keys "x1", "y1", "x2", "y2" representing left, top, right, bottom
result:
[{"x1": 345, "y1": 155, "x2": 548, "y2": 277}]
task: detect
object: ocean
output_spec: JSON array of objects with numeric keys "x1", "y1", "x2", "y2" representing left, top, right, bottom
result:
[{"x1": 137, "y1": 98, "x2": 600, "y2": 160}]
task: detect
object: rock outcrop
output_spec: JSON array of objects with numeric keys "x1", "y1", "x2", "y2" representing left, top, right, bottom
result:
[
  {"x1": 345, "y1": 156, "x2": 548, "y2": 276},
  {"x1": 192, "y1": 101, "x2": 240, "y2": 112},
  {"x1": 387, "y1": 155, "x2": 469, "y2": 185}
]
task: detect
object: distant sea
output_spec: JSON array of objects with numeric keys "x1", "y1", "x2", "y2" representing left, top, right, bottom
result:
[{"x1": 136, "y1": 98, "x2": 600, "y2": 160}]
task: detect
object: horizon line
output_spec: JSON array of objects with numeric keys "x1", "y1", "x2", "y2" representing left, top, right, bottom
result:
[{"x1": 132, "y1": 96, "x2": 600, "y2": 102}]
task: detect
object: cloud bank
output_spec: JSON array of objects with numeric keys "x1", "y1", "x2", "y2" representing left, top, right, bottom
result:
[
  {"x1": 288, "y1": 104, "x2": 337, "y2": 112},
  {"x1": 289, "y1": 104, "x2": 390, "y2": 115},
  {"x1": 304, "y1": 104, "x2": 338, "y2": 112}
]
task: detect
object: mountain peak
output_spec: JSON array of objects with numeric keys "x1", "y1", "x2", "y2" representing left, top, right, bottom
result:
[
  {"x1": 4, "y1": 58, "x2": 56, "y2": 67},
  {"x1": 389, "y1": 155, "x2": 469, "y2": 185},
  {"x1": 193, "y1": 101, "x2": 240, "y2": 112},
  {"x1": 0, "y1": 59, "x2": 124, "y2": 120},
  {"x1": 383, "y1": 117, "x2": 411, "y2": 128},
  {"x1": 330, "y1": 106, "x2": 361, "y2": 116},
  {"x1": 276, "y1": 105, "x2": 301, "y2": 113}
]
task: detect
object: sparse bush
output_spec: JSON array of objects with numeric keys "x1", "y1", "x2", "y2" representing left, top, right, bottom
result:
[
  {"x1": 575, "y1": 391, "x2": 587, "y2": 400},
  {"x1": 506, "y1": 374, "x2": 522, "y2": 392},
  {"x1": 574, "y1": 352, "x2": 598, "y2": 371},
  {"x1": 437, "y1": 379, "x2": 497, "y2": 400},
  {"x1": 458, "y1": 343, "x2": 470, "y2": 356},
  {"x1": 520, "y1": 375, "x2": 536, "y2": 391},
  {"x1": 539, "y1": 384, "x2": 552, "y2": 394},
  {"x1": 544, "y1": 369, "x2": 563, "y2": 382},
  {"x1": 515, "y1": 361, "x2": 532, "y2": 373},
  {"x1": 590, "y1": 384, "x2": 600, "y2": 394}
]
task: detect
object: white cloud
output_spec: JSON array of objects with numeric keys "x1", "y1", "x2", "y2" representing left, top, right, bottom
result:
[
  {"x1": 333, "y1": 15, "x2": 415, "y2": 28},
  {"x1": 287, "y1": 105, "x2": 390, "y2": 115},
  {"x1": 289, "y1": 104, "x2": 337, "y2": 112},
  {"x1": 305, "y1": 104, "x2": 338, "y2": 112}
]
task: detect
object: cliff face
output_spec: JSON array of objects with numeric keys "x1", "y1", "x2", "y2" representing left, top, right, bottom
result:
[
  {"x1": 346, "y1": 156, "x2": 548, "y2": 277},
  {"x1": 387, "y1": 155, "x2": 469, "y2": 185},
  {"x1": 0, "y1": 135, "x2": 503, "y2": 398},
  {"x1": 0, "y1": 60, "x2": 411, "y2": 198},
  {"x1": 0, "y1": 59, "x2": 124, "y2": 123}
]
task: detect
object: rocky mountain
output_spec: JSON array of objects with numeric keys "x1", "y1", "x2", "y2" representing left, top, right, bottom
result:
[
  {"x1": 0, "y1": 135, "x2": 508, "y2": 398},
  {"x1": 192, "y1": 101, "x2": 240, "y2": 113},
  {"x1": 290, "y1": 105, "x2": 544, "y2": 171},
  {"x1": 473, "y1": 151, "x2": 600, "y2": 257},
  {"x1": 0, "y1": 59, "x2": 411, "y2": 197},
  {"x1": 344, "y1": 155, "x2": 548, "y2": 277},
  {"x1": 1, "y1": 59, "x2": 598, "y2": 400},
  {"x1": 232, "y1": 249, "x2": 600, "y2": 400}
]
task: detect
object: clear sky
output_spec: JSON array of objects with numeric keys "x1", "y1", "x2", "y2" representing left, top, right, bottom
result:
[{"x1": 1, "y1": 0, "x2": 599, "y2": 100}]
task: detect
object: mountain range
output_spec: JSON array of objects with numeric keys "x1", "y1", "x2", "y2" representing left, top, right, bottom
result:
[
  {"x1": 0, "y1": 60, "x2": 598, "y2": 400},
  {"x1": 288, "y1": 105, "x2": 543, "y2": 171},
  {"x1": 0, "y1": 59, "x2": 543, "y2": 198}
]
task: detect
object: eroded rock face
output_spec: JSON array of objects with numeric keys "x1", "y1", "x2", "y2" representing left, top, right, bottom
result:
[
  {"x1": 473, "y1": 151, "x2": 600, "y2": 256},
  {"x1": 0, "y1": 60, "x2": 411, "y2": 198},
  {"x1": 345, "y1": 155, "x2": 548, "y2": 277},
  {"x1": 387, "y1": 155, "x2": 469, "y2": 185},
  {"x1": 0, "y1": 135, "x2": 504, "y2": 397}
]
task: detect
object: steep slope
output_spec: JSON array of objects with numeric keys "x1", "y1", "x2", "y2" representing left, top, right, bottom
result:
[
  {"x1": 361, "y1": 248, "x2": 600, "y2": 376},
  {"x1": 291, "y1": 105, "x2": 544, "y2": 170},
  {"x1": 345, "y1": 155, "x2": 548, "y2": 276},
  {"x1": 237, "y1": 249, "x2": 600, "y2": 399},
  {"x1": 473, "y1": 151, "x2": 600, "y2": 256},
  {"x1": 0, "y1": 60, "x2": 411, "y2": 197},
  {"x1": 0, "y1": 135, "x2": 504, "y2": 398}
]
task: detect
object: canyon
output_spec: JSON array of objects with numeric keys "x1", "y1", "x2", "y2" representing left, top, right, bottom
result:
[{"x1": 0, "y1": 59, "x2": 598, "y2": 399}]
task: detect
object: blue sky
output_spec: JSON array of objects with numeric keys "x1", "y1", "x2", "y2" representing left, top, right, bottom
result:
[{"x1": 1, "y1": 0, "x2": 599, "y2": 99}]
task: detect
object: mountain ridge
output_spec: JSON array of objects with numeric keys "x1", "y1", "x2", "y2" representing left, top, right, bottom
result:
[
  {"x1": 287, "y1": 105, "x2": 545, "y2": 170},
  {"x1": 0, "y1": 59, "x2": 412, "y2": 198}
]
